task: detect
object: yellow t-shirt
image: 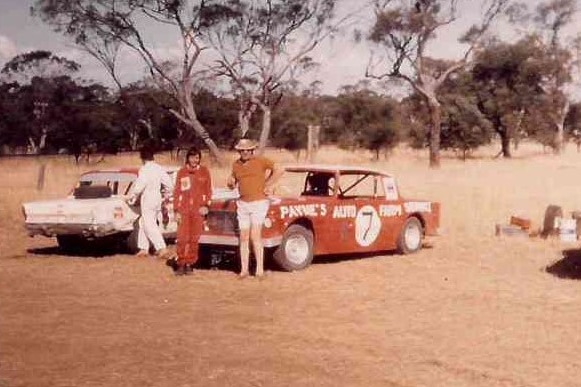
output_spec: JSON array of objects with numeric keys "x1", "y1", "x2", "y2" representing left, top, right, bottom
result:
[{"x1": 232, "y1": 156, "x2": 274, "y2": 202}]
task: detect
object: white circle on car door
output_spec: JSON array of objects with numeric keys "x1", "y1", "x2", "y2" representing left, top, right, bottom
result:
[{"x1": 355, "y1": 205, "x2": 381, "y2": 246}]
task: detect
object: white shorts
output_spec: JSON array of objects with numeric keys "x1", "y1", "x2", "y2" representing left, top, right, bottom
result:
[{"x1": 236, "y1": 199, "x2": 270, "y2": 230}]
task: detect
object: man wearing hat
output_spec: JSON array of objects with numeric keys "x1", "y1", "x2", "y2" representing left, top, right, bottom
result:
[{"x1": 228, "y1": 139, "x2": 282, "y2": 278}]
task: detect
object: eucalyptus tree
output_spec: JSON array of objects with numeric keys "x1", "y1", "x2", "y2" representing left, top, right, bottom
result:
[
  {"x1": 204, "y1": 0, "x2": 346, "y2": 151},
  {"x1": 366, "y1": 0, "x2": 510, "y2": 167},
  {"x1": 270, "y1": 92, "x2": 322, "y2": 156},
  {"x1": 531, "y1": 0, "x2": 578, "y2": 154},
  {"x1": 404, "y1": 69, "x2": 494, "y2": 159},
  {"x1": 1, "y1": 50, "x2": 80, "y2": 85},
  {"x1": 0, "y1": 82, "x2": 28, "y2": 151},
  {"x1": 32, "y1": 0, "x2": 234, "y2": 162},
  {"x1": 471, "y1": 36, "x2": 565, "y2": 157},
  {"x1": 438, "y1": 87, "x2": 494, "y2": 159},
  {"x1": 331, "y1": 85, "x2": 401, "y2": 159},
  {"x1": 115, "y1": 82, "x2": 180, "y2": 151},
  {"x1": 1, "y1": 51, "x2": 85, "y2": 153},
  {"x1": 565, "y1": 102, "x2": 581, "y2": 151}
]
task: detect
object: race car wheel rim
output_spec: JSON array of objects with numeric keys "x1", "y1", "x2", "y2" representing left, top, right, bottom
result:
[
  {"x1": 285, "y1": 234, "x2": 310, "y2": 265},
  {"x1": 405, "y1": 223, "x2": 421, "y2": 250}
]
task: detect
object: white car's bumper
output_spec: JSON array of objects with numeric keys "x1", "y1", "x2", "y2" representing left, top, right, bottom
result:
[{"x1": 25, "y1": 223, "x2": 120, "y2": 238}]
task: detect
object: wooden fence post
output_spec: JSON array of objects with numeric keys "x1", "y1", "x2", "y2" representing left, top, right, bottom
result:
[{"x1": 307, "y1": 125, "x2": 320, "y2": 162}]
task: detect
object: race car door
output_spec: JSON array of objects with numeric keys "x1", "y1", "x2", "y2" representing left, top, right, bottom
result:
[{"x1": 332, "y1": 172, "x2": 400, "y2": 253}]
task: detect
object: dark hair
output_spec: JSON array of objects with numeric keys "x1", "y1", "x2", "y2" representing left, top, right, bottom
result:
[
  {"x1": 186, "y1": 147, "x2": 201, "y2": 160},
  {"x1": 139, "y1": 146, "x2": 155, "y2": 161}
]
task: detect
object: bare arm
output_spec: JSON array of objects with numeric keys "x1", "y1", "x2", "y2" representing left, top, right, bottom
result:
[
  {"x1": 173, "y1": 169, "x2": 183, "y2": 214},
  {"x1": 265, "y1": 164, "x2": 283, "y2": 195},
  {"x1": 126, "y1": 170, "x2": 146, "y2": 204},
  {"x1": 227, "y1": 172, "x2": 237, "y2": 190},
  {"x1": 202, "y1": 166, "x2": 212, "y2": 204},
  {"x1": 161, "y1": 169, "x2": 174, "y2": 193}
]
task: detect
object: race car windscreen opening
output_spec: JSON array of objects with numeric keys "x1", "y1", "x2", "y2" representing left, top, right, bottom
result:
[{"x1": 338, "y1": 174, "x2": 386, "y2": 198}]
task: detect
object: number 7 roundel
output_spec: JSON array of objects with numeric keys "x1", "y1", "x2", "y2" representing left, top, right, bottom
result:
[{"x1": 355, "y1": 205, "x2": 381, "y2": 247}]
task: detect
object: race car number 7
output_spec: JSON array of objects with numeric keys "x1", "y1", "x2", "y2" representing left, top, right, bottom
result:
[{"x1": 355, "y1": 205, "x2": 381, "y2": 247}]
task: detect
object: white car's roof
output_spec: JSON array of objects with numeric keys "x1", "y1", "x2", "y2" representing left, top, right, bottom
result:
[
  {"x1": 81, "y1": 165, "x2": 179, "y2": 174},
  {"x1": 79, "y1": 166, "x2": 179, "y2": 182},
  {"x1": 283, "y1": 163, "x2": 392, "y2": 177}
]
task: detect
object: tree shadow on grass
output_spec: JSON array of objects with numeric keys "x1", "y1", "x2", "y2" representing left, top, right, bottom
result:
[{"x1": 546, "y1": 248, "x2": 581, "y2": 280}]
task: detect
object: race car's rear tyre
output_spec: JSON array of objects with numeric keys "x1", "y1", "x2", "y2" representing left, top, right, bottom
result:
[
  {"x1": 396, "y1": 217, "x2": 423, "y2": 254},
  {"x1": 56, "y1": 235, "x2": 85, "y2": 253},
  {"x1": 273, "y1": 225, "x2": 314, "y2": 271}
]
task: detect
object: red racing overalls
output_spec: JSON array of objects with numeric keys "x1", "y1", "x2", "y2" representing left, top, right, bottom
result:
[{"x1": 173, "y1": 165, "x2": 212, "y2": 267}]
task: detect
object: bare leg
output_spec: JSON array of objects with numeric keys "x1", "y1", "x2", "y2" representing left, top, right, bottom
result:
[
  {"x1": 239, "y1": 228, "x2": 250, "y2": 277},
  {"x1": 250, "y1": 224, "x2": 264, "y2": 277}
]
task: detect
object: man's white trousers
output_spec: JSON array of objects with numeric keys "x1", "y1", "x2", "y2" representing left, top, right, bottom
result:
[{"x1": 137, "y1": 207, "x2": 166, "y2": 252}]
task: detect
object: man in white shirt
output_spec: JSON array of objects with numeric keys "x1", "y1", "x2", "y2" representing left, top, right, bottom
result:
[{"x1": 127, "y1": 146, "x2": 174, "y2": 258}]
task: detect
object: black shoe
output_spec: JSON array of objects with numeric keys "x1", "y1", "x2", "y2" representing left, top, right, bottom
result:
[
  {"x1": 173, "y1": 265, "x2": 187, "y2": 276},
  {"x1": 166, "y1": 256, "x2": 178, "y2": 269}
]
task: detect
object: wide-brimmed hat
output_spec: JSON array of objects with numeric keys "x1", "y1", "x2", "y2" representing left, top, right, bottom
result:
[{"x1": 234, "y1": 139, "x2": 257, "y2": 151}]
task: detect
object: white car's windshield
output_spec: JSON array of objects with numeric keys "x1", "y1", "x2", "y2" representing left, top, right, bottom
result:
[{"x1": 78, "y1": 172, "x2": 136, "y2": 196}]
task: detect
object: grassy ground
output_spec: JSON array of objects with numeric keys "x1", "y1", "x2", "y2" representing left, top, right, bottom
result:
[{"x1": 2, "y1": 143, "x2": 581, "y2": 387}]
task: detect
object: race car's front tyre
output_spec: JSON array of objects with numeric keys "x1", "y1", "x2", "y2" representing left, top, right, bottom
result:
[
  {"x1": 273, "y1": 225, "x2": 314, "y2": 271},
  {"x1": 396, "y1": 217, "x2": 423, "y2": 254}
]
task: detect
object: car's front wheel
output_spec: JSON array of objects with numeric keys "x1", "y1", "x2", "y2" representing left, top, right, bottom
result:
[
  {"x1": 396, "y1": 217, "x2": 423, "y2": 254},
  {"x1": 273, "y1": 225, "x2": 314, "y2": 271}
]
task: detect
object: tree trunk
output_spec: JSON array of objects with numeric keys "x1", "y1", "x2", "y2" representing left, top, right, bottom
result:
[
  {"x1": 189, "y1": 117, "x2": 223, "y2": 165},
  {"x1": 169, "y1": 107, "x2": 224, "y2": 165},
  {"x1": 38, "y1": 129, "x2": 47, "y2": 151},
  {"x1": 500, "y1": 131, "x2": 512, "y2": 158},
  {"x1": 28, "y1": 131, "x2": 48, "y2": 155},
  {"x1": 139, "y1": 118, "x2": 154, "y2": 139},
  {"x1": 176, "y1": 77, "x2": 224, "y2": 165},
  {"x1": 28, "y1": 137, "x2": 38, "y2": 154},
  {"x1": 427, "y1": 98, "x2": 441, "y2": 168},
  {"x1": 238, "y1": 97, "x2": 256, "y2": 138},
  {"x1": 128, "y1": 129, "x2": 139, "y2": 151},
  {"x1": 553, "y1": 101, "x2": 569, "y2": 155},
  {"x1": 555, "y1": 122, "x2": 565, "y2": 154},
  {"x1": 170, "y1": 99, "x2": 224, "y2": 165},
  {"x1": 257, "y1": 106, "x2": 272, "y2": 155},
  {"x1": 239, "y1": 110, "x2": 251, "y2": 138}
]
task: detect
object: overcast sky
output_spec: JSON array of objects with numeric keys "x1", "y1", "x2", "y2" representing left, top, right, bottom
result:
[{"x1": 0, "y1": 0, "x2": 574, "y2": 96}]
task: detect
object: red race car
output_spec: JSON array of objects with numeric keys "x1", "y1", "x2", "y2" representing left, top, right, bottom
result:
[{"x1": 199, "y1": 164, "x2": 440, "y2": 271}]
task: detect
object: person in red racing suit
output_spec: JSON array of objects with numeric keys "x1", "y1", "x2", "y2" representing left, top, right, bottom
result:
[{"x1": 170, "y1": 147, "x2": 212, "y2": 275}]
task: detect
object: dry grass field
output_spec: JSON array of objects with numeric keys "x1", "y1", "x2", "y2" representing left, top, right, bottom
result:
[{"x1": 2, "y1": 143, "x2": 581, "y2": 387}]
